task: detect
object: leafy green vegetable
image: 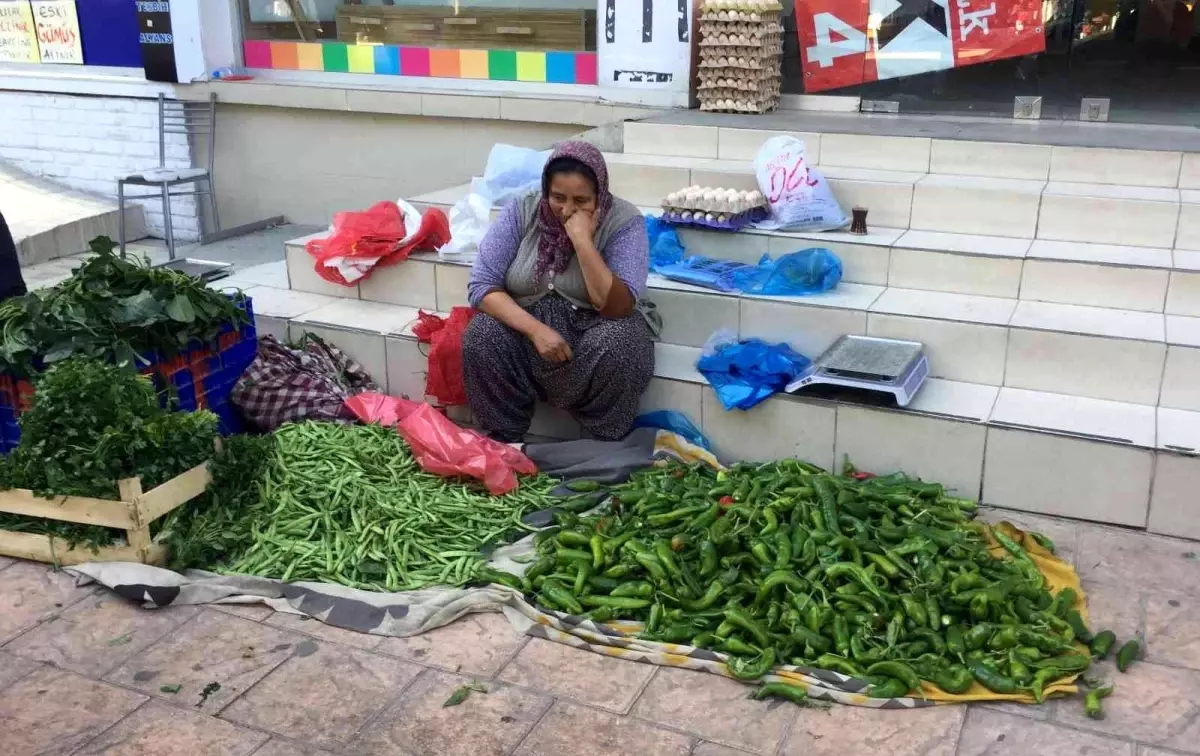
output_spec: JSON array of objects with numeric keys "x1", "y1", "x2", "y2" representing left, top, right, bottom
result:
[
  {"x1": 0, "y1": 358, "x2": 218, "y2": 549},
  {"x1": 0, "y1": 236, "x2": 246, "y2": 377}
]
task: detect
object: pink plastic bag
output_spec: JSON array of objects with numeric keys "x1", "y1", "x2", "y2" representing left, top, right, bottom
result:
[{"x1": 344, "y1": 393, "x2": 536, "y2": 495}]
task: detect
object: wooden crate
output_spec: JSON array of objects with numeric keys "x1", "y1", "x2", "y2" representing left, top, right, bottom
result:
[{"x1": 0, "y1": 462, "x2": 212, "y2": 566}]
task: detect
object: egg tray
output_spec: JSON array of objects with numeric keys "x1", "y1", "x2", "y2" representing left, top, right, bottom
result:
[
  {"x1": 700, "y1": 68, "x2": 781, "y2": 82},
  {"x1": 699, "y1": 56, "x2": 781, "y2": 71},
  {"x1": 660, "y1": 195, "x2": 764, "y2": 214},
  {"x1": 699, "y1": 99, "x2": 779, "y2": 115},
  {"x1": 699, "y1": 34, "x2": 782, "y2": 47},
  {"x1": 662, "y1": 206, "x2": 769, "y2": 231},
  {"x1": 699, "y1": 86, "x2": 782, "y2": 100},
  {"x1": 701, "y1": 12, "x2": 781, "y2": 24},
  {"x1": 700, "y1": 20, "x2": 783, "y2": 33}
]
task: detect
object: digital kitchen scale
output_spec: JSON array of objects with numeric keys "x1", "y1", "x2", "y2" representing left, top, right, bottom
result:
[{"x1": 785, "y1": 335, "x2": 929, "y2": 407}]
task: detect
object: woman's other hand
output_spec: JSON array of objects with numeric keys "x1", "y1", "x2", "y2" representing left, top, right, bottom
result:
[
  {"x1": 531, "y1": 324, "x2": 573, "y2": 362},
  {"x1": 564, "y1": 209, "x2": 597, "y2": 245}
]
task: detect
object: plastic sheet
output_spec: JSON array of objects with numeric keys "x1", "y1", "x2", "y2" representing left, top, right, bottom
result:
[
  {"x1": 645, "y1": 215, "x2": 685, "y2": 272},
  {"x1": 631, "y1": 410, "x2": 712, "y2": 450},
  {"x1": 345, "y1": 393, "x2": 537, "y2": 495},
  {"x1": 731, "y1": 248, "x2": 843, "y2": 295},
  {"x1": 306, "y1": 200, "x2": 450, "y2": 286},
  {"x1": 696, "y1": 330, "x2": 811, "y2": 411}
]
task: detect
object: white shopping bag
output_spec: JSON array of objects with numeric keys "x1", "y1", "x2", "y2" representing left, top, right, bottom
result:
[{"x1": 753, "y1": 136, "x2": 849, "y2": 232}]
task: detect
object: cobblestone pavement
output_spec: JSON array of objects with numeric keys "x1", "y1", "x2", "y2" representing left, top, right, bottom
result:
[{"x1": 2, "y1": 508, "x2": 1199, "y2": 755}]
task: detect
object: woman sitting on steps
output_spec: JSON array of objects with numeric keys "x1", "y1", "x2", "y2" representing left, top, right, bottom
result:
[{"x1": 462, "y1": 140, "x2": 659, "y2": 442}]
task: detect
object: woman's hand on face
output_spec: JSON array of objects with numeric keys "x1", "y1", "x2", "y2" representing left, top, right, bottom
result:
[
  {"x1": 531, "y1": 325, "x2": 572, "y2": 363},
  {"x1": 564, "y1": 209, "x2": 596, "y2": 245}
]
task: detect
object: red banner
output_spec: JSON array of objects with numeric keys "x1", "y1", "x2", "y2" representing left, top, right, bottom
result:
[{"x1": 796, "y1": 0, "x2": 1045, "y2": 93}]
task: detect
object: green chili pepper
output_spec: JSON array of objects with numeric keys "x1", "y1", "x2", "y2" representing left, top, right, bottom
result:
[
  {"x1": 1051, "y1": 587, "x2": 1078, "y2": 619},
  {"x1": 1084, "y1": 683, "x2": 1114, "y2": 719},
  {"x1": 760, "y1": 507, "x2": 779, "y2": 536},
  {"x1": 867, "y1": 677, "x2": 910, "y2": 698},
  {"x1": 542, "y1": 579, "x2": 583, "y2": 615},
  {"x1": 610, "y1": 580, "x2": 653, "y2": 598},
  {"x1": 726, "y1": 648, "x2": 777, "y2": 680},
  {"x1": 580, "y1": 595, "x2": 652, "y2": 609},
  {"x1": 988, "y1": 626, "x2": 1018, "y2": 650},
  {"x1": 814, "y1": 654, "x2": 865, "y2": 677},
  {"x1": 774, "y1": 529, "x2": 793, "y2": 569},
  {"x1": 1090, "y1": 630, "x2": 1116, "y2": 660},
  {"x1": 1117, "y1": 640, "x2": 1140, "y2": 672},
  {"x1": 964, "y1": 623, "x2": 993, "y2": 651},
  {"x1": 635, "y1": 552, "x2": 667, "y2": 582},
  {"x1": 933, "y1": 664, "x2": 974, "y2": 694},
  {"x1": 1007, "y1": 655, "x2": 1032, "y2": 685},
  {"x1": 750, "y1": 540, "x2": 773, "y2": 565},
  {"x1": 1030, "y1": 667, "x2": 1061, "y2": 704},
  {"x1": 970, "y1": 662, "x2": 1018, "y2": 694},
  {"x1": 725, "y1": 607, "x2": 771, "y2": 647},
  {"x1": 698, "y1": 540, "x2": 719, "y2": 578},
  {"x1": 753, "y1": 681, "x2": 808, "y2": 705},
  {"x1": 573, "y1": 562, "x2": 592, "y2": 595},
  {"x1": 833, "y1": 614, "x2": 851, "y2": 656},
  {"x1": 681, "y1": 582, "x2": 725, "y2": 612},
  {"x1": 1065, "y1": 610, "x2": 1093, "y2": 644},
  {"x1": 867, "y1": 661, "x2": 921, "y2": 693},
  {"x1": 654, "y1": 540, "x2": 683, "y2": 579},
  {"x1": 720, "y1": 636, "x2": 761, "y2": 656},
  {"x1": 900, "y1": 596, "x2": 928, "y2": 628},
  {"x1": 813, "y1": 476, "x2": 841, "y2": 537},
  {"x1": 946, "y1": 626, "x2": 966, "y2": 657}
]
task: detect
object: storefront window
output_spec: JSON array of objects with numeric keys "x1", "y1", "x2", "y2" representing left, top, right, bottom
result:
[
  {"x1": 0, "y1": 0, "x2": 141, "y2": 68},
  {"x1": 240, "y1": 0, "x2": 599, "y2": 83}
]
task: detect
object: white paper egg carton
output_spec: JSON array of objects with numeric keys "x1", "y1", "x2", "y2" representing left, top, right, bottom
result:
[
  {"x1": 699, "y1": 32, "x2": 782, "y2": 48},
  {"x1": 661, "y1": 186, "x2": 767, "y2": 214},
  {"x1": 699, "y1": 55, "x2": 779, "y2": 70},
  {"x1": 698, "y1": 98, "x2": 778, "y2": 114},
  {"x1": 699, "y1": 67, "x2": 780, "y2": 82},
  {"x1": 699, "y1": 21, "x2": 783, "y2": 34}
]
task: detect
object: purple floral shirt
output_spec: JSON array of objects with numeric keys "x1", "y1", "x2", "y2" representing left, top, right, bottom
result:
[{"x1": 467, "y1": 198, "x2": 649, "y2": 309}]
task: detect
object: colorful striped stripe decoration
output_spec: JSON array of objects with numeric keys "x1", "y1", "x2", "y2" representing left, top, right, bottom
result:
[{"x1": 244, "y1": 41, "x2": 597, "y2": 85}]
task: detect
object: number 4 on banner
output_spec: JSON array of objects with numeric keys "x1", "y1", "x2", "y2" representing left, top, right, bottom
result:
[{"x1": 806, "y1": 12, "x2": 867, "y2": 68}]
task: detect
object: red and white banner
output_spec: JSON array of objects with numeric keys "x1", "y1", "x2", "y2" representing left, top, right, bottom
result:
[{"x1": 796, "y1": 0, "x2": 1046, "y2": 93}]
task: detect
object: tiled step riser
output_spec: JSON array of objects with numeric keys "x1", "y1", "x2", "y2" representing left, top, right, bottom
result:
[
  {"x1": 606, "y1": 160, "x2": 1190, "y2": 247},
  {"x1": 330, "y1": 323, "x2": 1200, "y2": 537},
  {"x1": 624, "y1": 122, "x2": 1200, "y2": 189},
  {"x1": 284, "y1": 246, "x2": 1200, "y2": 406}
]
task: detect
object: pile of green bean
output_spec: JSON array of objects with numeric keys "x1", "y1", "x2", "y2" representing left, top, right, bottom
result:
[
  {"x1": 515, "y1": 459, "x2": 1117, "y2": 705},
  {"x1": 214, "y1": 422, "x2": 554, "y2": 591}
]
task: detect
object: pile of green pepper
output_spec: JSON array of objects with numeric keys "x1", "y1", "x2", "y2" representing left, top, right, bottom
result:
[{"x1": 517, "y1": 459, "x2": 1109, "y2": 702}]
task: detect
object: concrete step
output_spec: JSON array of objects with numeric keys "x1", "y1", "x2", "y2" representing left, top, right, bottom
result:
[
  {"x1": 414, "y1": 185, "x2": 1199, "y2": 314},
  {"x1": 601, "y1": 151, "x2": 1197, "y2": 250},
  {"x1": 284, "y1": 233, "x2": 1200, "y2": 409},
  {"x1": 1, "y1": 161, "x2": 146, "y2": 266},
  {"x1": 623, "y1": 121, "x2": 1200, "y2": 189},
  {"x1": 233, "y1": 281, "x2": 1200, "y2": 539}
]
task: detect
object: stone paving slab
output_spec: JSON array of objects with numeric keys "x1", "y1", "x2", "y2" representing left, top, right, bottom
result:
[{"x1": 1, "y1": 514, "x2": 1199, "y2": 756}]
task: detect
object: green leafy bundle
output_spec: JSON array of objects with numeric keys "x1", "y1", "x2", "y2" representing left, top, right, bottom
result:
[
  {"x1": 0, "y1": 236, "x2": 247, "y2": 375},
  {"x1": 0, "y1": 358, "x2": 219, "y2": 547}
]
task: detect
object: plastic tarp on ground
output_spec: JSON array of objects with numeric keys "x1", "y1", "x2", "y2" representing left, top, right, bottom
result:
[{"x1": 64, "y1": 433, "x2": 1082, "y2": 709}]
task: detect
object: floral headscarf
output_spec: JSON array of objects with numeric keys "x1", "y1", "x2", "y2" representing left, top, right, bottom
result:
[{"x1": 534, "y1": 140, "x2": 612, "y2": 282}]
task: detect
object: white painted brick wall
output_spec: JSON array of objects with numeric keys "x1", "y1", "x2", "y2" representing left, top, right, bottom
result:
[{"x1": 0, "y1": 91, "x2": 202, "y2": 241}]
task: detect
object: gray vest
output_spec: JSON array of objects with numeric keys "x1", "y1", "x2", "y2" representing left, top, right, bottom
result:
[{"x1": 504, "y1": 191, "x2": 661, "y2": 336}]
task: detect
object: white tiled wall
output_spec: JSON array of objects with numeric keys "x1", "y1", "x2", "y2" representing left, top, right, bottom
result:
[
  {"x1": 1048, "y1": 147, "x2": 1183, "y2": 188},
  {"x1": 983, "y1": 427, "x2": 1152, "y2": 526},
  {"x1": 718, "y1": 128, "x2": 821, "y2": 162},
  {"x1": 701, "y1": 390, "x2": 836, "y2": 468},
  {"x1": 1148, "y1": 452, "x2": 1200, "y2": 540},
  {"x1": 818, "y1": 134, "x2": 930, "y2": 173},
  {"x1": 435, "y1": 263, "x2": 471, "y2": 311},
  {"x1": 639, "y1": 377, "x2": 703, "y2": 422},
  {"x1": 624, "y1": 122, "x2": 718, "y2": 159},
  {"x1": 910, "y1": 176, "x2": 1042, "y2": 238},
  {"x1": 834, "y1": 406, "x2": 986, "y2": 499},
  {"x1": 929, "y1": 140, "x2": 1051, "y2": 181},
  {"x1": 1166, "y1": 272, "x2": 1200, "y2": 317},
  {"x1": 286, "y1": 244, "x2": 361, "y2": 299},
  {"x1": 1004, "y1": 328, "x2": 1165, "y2": 405},
  {"x1": 887, "y1": 248, "x2": 1023, "y2": 298},
  {"x1": 824, "y1": 178, "x2": 913, "y2": 229},
  {"x1": 1159, "y1": 346, "x2": 1200, "y2": 411},
  {"x1": 1037, "y1": 193, "x2": 1180, "y2": 248},
  {"x1": 647, "y1": 287, "x2": 740, "y2": 348},
  {"x1": 1019, "y1": 260, "x2": 1169, "y2": 313},
  {"x1": 739, "y1": 298, "x2": 866, "y2": 359},
  {"x1": 384, "y1": 336, "x2": 428, "y2": 401},
  {"x1": 359, "y1": 258, "x2": 437, "y2": 309}
]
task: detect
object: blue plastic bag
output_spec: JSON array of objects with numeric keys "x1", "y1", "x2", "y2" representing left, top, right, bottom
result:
[
  {"x1": 632, "y1": 410, "x2": 711, "y2": 450},
  {"x1": 645, "y1": 215, "x2": 685, "y2": 272},
  {"x1": 731, "y1": 248, "x2": 842, "y2": 296},
  {"x1": 696, "y1": 330, "x2": 811, "y2": 411}
]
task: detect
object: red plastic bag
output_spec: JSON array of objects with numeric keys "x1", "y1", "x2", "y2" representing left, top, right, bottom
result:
[
  {"x1": 305, "y1": 200, "x2": 451, "y2": 287},
  {"x1": 412, "y1": 307, "x2": 475, "y2": 407},
  {"x1": 344, "y1": 393, "x2": 536, "y2": 495}
]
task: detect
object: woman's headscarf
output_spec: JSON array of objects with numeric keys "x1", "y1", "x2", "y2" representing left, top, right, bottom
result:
[{"x1": 534, "y1": 140, "x2": 612, "y2": 282}]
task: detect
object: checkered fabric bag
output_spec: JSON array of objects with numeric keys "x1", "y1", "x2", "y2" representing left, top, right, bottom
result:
[{"x1": 231, "y1": 334, "x2": 379, "y2": 431}]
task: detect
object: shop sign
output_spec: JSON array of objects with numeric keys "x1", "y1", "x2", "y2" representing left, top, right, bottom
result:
[
  {"x1": 0, "y1": 0, "x2": 39, "y2": 63},
  {"x1": 136, "y1": 0, "x2": 177, "y2": 82},
  {"x1": 598, "y1": 0, "x2": 692, "y2": 91},
  {"x1": 796, "y1": 0, "x2": 1045, "y2": 92},
  {"x1": 30, "y1": 0, "x2": 82, "y2": 64}
]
